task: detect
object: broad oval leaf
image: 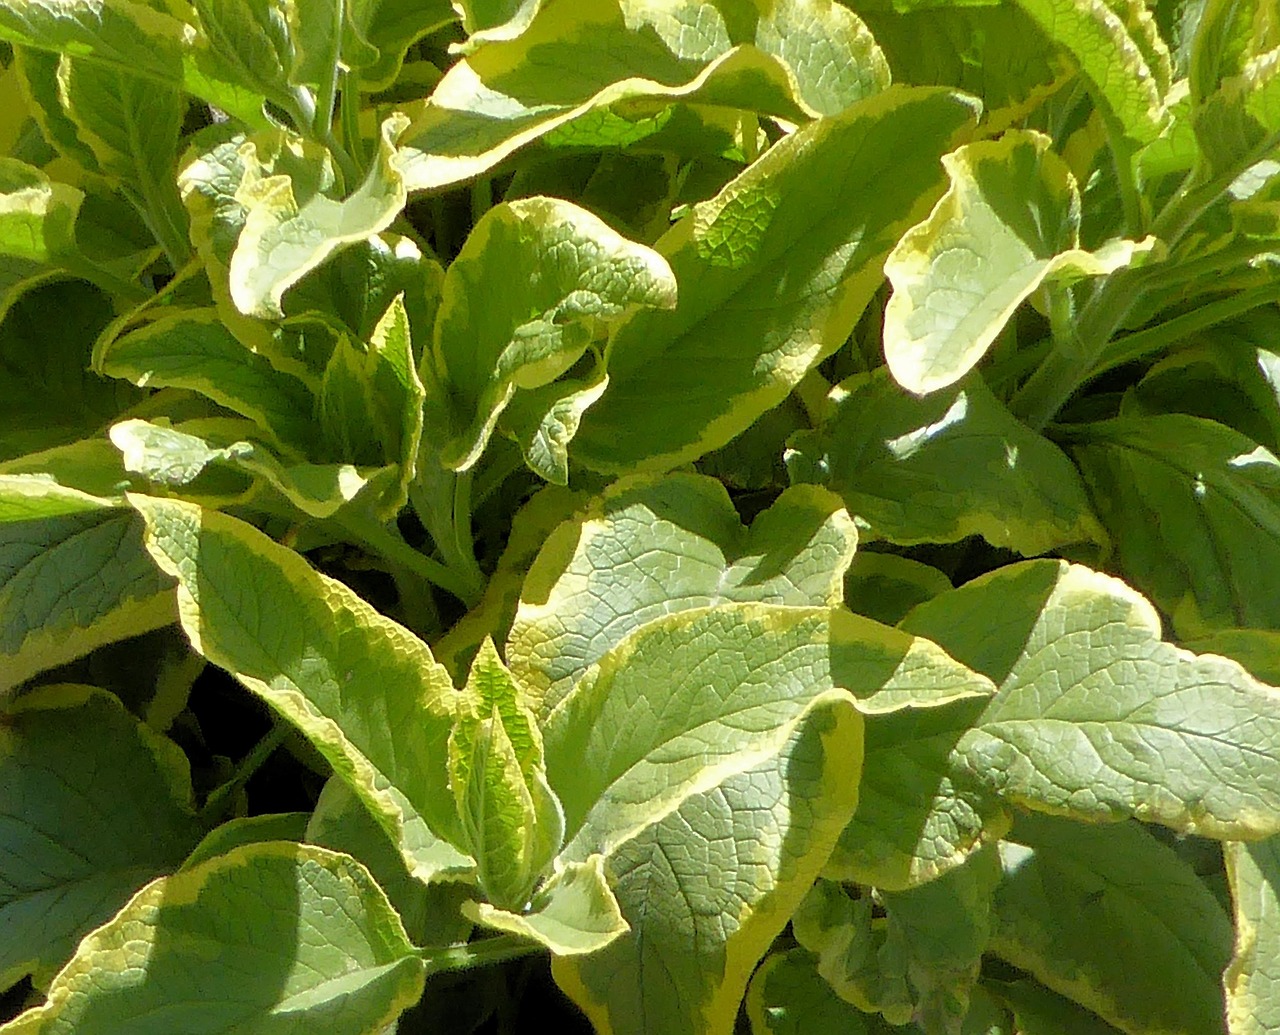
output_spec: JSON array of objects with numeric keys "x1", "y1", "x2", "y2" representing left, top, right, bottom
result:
[
  {"x1": 901, "y1": 558, "x2": 1280, "y2": 838},
  {"x1": 787, "y1": 370, "x2": 1106, "y2": 555},
  {"x1": 507, "y1": 473, "x2": 857, "y2": 718},
  {"x1": 991, "y1": 814, "x2": 1233, "y2": 1035},
  {"x1": 0, "y1": 685, "x2": 200, "y2": 990},
  {"x1": 553, "y1": 701, "x2": 863, "y2": 1035},
  {"x1": 5, "y1": 842, "x2": 425, "y2": 1035},
  {"x1": 572, "y1": 85, "x2": 978, "y2": 472},
  {"x1": 883, "y1": 130, "x2": 1154, "y2": 395},
  {"x1": 131, "y1": 495, "x2": 474, "y2": 884},
  {"x1": 428, "y1": 196, "x2": 676, "y2": 473},
  {"x1": 746, "y1": 948, "x2": 897, "y2": 1035},
  {"x1": 1225, "y1": 836, "x2": 1280, "y2": 1035}
]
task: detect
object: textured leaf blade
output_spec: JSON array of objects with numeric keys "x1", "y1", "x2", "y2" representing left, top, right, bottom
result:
[
  {"x1": 5, "y1": 842, "x2": 425, "y2": 1035},
  {"x1": 131, "y1": 495, "x2": 473, "y2": 883},
  {"x1": 507, "y1": 474, "x2": 856, "y2": 718},
  {"x1": 1225, "y1": 837, "x2": 1280, "y2": 1035},
  {"x1": 0, "y1": 686, "x2": 200, "y2": 989},
  {"x1": 573, "y1": 86, "x2": 978, "y2": 472},
  {"x1": 553, "y1": 702, "x2": 862, "y2": 1035}
]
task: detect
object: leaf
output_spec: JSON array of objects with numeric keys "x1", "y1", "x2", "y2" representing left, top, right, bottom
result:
[
  {"x1": 1189, "y1": 0, "x2": 1280, "y2": 105},
  {"x1": 1011, "y1": 0, "x2": 1168, "y2": 144},
  {"x1": 465, "y1": 855, "x2": 627, "y2": 955},
  {"x1": 0, "y1": 157, "x2": 81, "y2": 264},
  {"x1": 500, "y1": 363, "x2": 610, "y2": 485},
  {"x1": 1224, "y1": 836, "x2": 1280, "y2": 1035},
  {"x1": 344, "y1": 0, "x2": 457, "y2": 89},
  {"x1": 181, "y1": 813, "x2": 310, "y2": 871},
  {"x1": 572, "y1": 86, "x2": 979, "y2": 473},
  {"x1": 787, "y1": 370, "x2": 1107, "y2": 555},
  {"x1": 1182, "y1": 627, "x2": 1280, "y2": 685},
  {"x1": 189, "y1": 0, "x2": 294, "y2": 112},
  {"x1": 428, "y1": 196, "x2": 676, "y2": 472},
  {"x1": 746, "y1": 948, "x2": 895, "y2": 1035},
  {"x1": 507, "y1": 473, "x2": 857, "y2": 718},
  {"x1": 0, "y1": 494, "x2": 175, "y2": 695},
  {"x1": 4, "y1": 842, "x2": 425, "y2": 1035},
  {"x1": 543, "y1": 602, "x2": 984, "y2": 862},
  {"x1": 307, "y1": 778, "x2": 474, "y2": 949},
  {"x1": 901, "y1": 558, "x2": 1280, "y2": 838},
  {"x1": 990, "y1": 814, "x2": 1233, "y2": 1035},
  {"x1": 553, "y1": 702, "x2": 863, "y2": 1035},
  {"x1": 843, "y1": 552, "x2": 952, "y2": 627},
  {"x1": 131, "y1": 495, "x2": 474, "y2": 884},
  {"x1": 399, "y1": 0, "x2": 891, "y2": 192},
  {"x1": 990, "y1": 979, "x2": 1125, "y2": 1035},
  {"x1": 1068, "y1": 413, "x2": 1280, "y2": 635},
  {"x1": 0, "y1": 685, "x2": 199, "y2": 990},
  {"x1": 449, "y1": 640, "x2": 564, "y2": 910},
  {"x1": 795, "y1": 851, "x2": 1001, "y2": 1029},
  {"x1": 230, "y1": 115, "x2": 413, "y2": 318},
  {"x1": 454, "y1": 0, "x2": 545, "y2": 43},
  {"x1": 94, "y1": 310, "x2": 318, "y2": 455},
  {"x1": 883, "y1": 130, "x2": 1155, "y2": 395}
]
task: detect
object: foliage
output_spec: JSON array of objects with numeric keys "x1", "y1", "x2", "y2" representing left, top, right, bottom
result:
[{"x1": 2, "y1": 0, "x2": 1280, "y2": 1032}]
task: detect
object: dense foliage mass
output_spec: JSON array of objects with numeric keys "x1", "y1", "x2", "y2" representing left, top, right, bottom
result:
[{"x1": 3, "y1": 0, "x2": 1280, "y2": 1032}]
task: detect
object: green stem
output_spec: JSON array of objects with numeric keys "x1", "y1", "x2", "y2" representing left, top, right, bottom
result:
[
  {"x1": 1106, "y1": 121, "x2": 1144, "y2": 237},
  {"x1": 340, "y1": 68, "x2": 367, "y2": 171},
  {"x1": 64, "y1": 256, "x2": 150, "y2": 305},
  {"x1": 336, "y1": 509, "x2": 480, "y2": 605},
  {"x1": 408, "y1": 464, "x2": 486, "y2": 607},
  {"x1": 122, "y1": 180, "x2": 191, "y2": 271},
  {"x1": 314, "y1": 0, "x2": 344, "y2": 143},
  {"x1": 1087, "y1": 281, "x2": 1280, "y2": 379},
  {"x1": 198, "y1": 721, "x2": 291, "y2": 824},
  {"x1": 449, "y1": 469, "x2": 486, "y2": 594},
  {"x1": 419, "y1": 935, "x2": 541, "y2": 976}
]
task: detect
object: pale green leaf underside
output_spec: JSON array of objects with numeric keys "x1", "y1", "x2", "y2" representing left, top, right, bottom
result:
[
  {"x1": 0, "y1": 504, "x2": 175, "y2": 695},
  {"x1": 789, "y1": 370, "x2": 1106, "y2": 555},
  {"x1": 902, "y1": 559, "x2": 1280, "y2": 838},
  {"x1": 507, "y1": 473, "x2": 856, "y2": 719},
  {"x1": 572, "y1": 86, "x2": 978, "y2": 473},
  {"x1": 544, "y1": 602, "x2": 986, "y2": 863},
  {"x1": 884, "y1": 130, "x2": 1154, "y2": 395},
  {"x1": 6, "y1": 843, "x2": 425, "y2": 1035},
  {"x1": 400, "y1": 0, "x2": 889, "y2": 192},
  {"x1": 0, "y1": 686, "x2": 199, "y2": 990},
  {"x1": 130, "y1": 495, "x2": 474, "y2": 884},
  {"x1": 1225, "y1": 837, "x2": 1280, "y2": 1035},
  {"x1": 430, "y1": 195, "x2": 676, "y2": 472},
  {"x1": 991, "y1": 814, "x2": 1232, "y2": 1035},
  {"x1": 554, "y1": 702, "x2": 862, "y2": 1035}
]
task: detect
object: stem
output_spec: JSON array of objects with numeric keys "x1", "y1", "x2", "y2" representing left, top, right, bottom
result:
[
  {"x1": 340, "y1": 69, "x2": 367, "y2": 170},
  {"x1": 336, "y1": 509, "x2": 480, "y2": 605},
  {"x1": 408, "y1": 463, "x2": 486, "y2": 607},
  {"x1": 198, "y1": 721, "x2": 291, "y2": 824},
  {"x1": 1087, "y1": 281, "x2": 1280, "y2": 378},
  {"x1": 122, "y1": 181, "x2": 191, "y2": 271},
  {"x1": 419, "y1": 935, "x2": 541, "y2": 976},
  {"x1": 450, "y1": 469, "x2": 486, "y2": 594},
  {"x1": 64, "y1": 256, "x2": 151, "y2": 305},
  {"x1": 313, "y1": 0, "x2": 344, "y2": 148}
]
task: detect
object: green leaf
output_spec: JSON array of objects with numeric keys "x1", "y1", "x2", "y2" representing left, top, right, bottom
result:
[
  {"x1": 454, "y1": 0, "x2": 544, "y2": 43},
  {"x1": 449, "y1": 640, "x2": 564, "y2": 910},
  {"x1": 0, "y1": 497, "x2": 175, "y2": 695},
  {"x1": 131, "y1": 495, "x2": 474, "y2": 883},
  {"x1": 883, "y1": 130, "x2": 1155, "y2": 395},
  {"x1": 553, "y1": 702, "x2": 863, "y2": 1035},
  {"x1": 189, "y1": 0, "x2": 294, "y2": 112},
  {"x1": 344, "y1": 0, "x2": 457, "y2": 89},
  {"x1": 1069, "y1": 413, "x2": 1280, "y2": 634},
  {"x1": 901, "y1": 558, "x2": 1280, "y2": 838},
  {"x1": 543, "y1": 602, "x2": 984, "y2": 862},
  {"x1": 500, "y1": 363, "x2": 610, "y2": 485},
  {"x1": 1182, "y1": 627, "x2": 1280, "y2": 685},
  {"x1": 1224, "y1": 836, "x2": 1280, "y2": 1034},
  {"x1": 0, "y1": 157, "x2": 81, "y2": 264},
  {"x1": 230, "y1": 115, "x2": 413, "y2": 318},
  {"x1": 843, "y1": 552, "x2": 952, "y2": 627},
  {"x1": 990, "y1": 814, "x2": 1233, "y2": 1035},
  {"x1": 572, "y1": 86, "x2": 979, "y2": 473},
  {"x1": 787, "y1": 370, "x2": 1107, "y2": 555},
  {"x1": 4, "y1": 842, "x2": 425, "y2": 1035},
  {"x1": 507, "y1": 473, "x2": 857, "y2": 718},
  {"x1": 181, "y1": 813, "x2": 310, "y2": 871},
  {"x1": 307, "y1": 778, "x2": 474, "y2": 949},
  {"x1": 747, "y1": 948, "x2": 895, "y2": 1035},
  {"x1": 989, "y1": 979, "x2": 1124, "y2": 1035},
  {"x1": 428, "y1": 196, "x2": 676, "y2": 472},
  {"x1": 0, "y1": 685, "x2": 199, "y2": 990},
  {"x1": 399, "y1": 0, "x2": 891, "y2": 192},
  {"x1": 465, "y1": 855, "x2": 627, "y2": 955},
  {"x1": 1189, "y1": 0, "x2": 1280, "y2": 105},
  {"x1": 1011, "y1": 0, "x2": 1168, "y2": 144},
  {"x1": 795, "y1": 851, "x2": 1001, "y2": 1029},
  {"x1": 94, "y1": 310, "x2": 318, "y2": 454}
]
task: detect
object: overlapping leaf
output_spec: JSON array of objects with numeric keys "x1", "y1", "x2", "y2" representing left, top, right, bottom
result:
[{"x1": 1225, "y1": 836, "x2": 1280, "y2": 1034}]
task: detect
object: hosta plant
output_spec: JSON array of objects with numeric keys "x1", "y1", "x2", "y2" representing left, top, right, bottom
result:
[{"x1": 5, "y1": 0, "x2": 1280, "y2": 1033}]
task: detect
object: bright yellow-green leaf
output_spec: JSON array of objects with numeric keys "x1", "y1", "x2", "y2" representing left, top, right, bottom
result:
[
  {"x1": 572, "y1": 86, "x2": 978, "y2": 472},
  {"x1": 3, "y1": 842, "x2": 425, "y2": 1035},
  {"x1": 884, "y1": 131, "x2": 1156, "y2": 395},
  {"x1": 1225, "y1": 836, "x2": 1280, "y2": 1035},
  {"x1": 131, "y1": 495, "x2": 474, "y2": 883}
]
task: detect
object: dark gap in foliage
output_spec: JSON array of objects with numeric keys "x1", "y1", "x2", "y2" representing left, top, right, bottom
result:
[{"x1": 0, "y1": 978, "x2": 31, "y2": 1024}]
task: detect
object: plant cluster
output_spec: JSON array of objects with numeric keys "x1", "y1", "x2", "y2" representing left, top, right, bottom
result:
[{"x1": 3, "y1": 0, "x2": 1280, "y2": 1033}]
